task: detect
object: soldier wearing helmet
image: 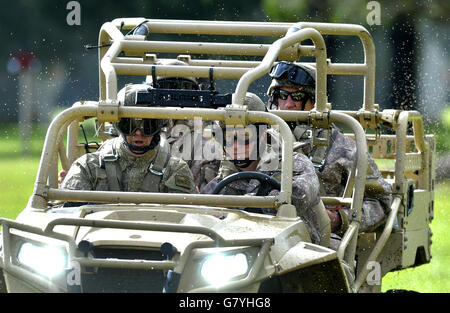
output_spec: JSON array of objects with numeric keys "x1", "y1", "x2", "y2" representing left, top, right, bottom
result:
[
  {"x1": 267, "y1": 61, "x2": 316, "y2": 111},
  {"x1": 60, "y1": 83, "x2": 196, "y2": 194},
  {"x1": 145, "y1": 59, "x2": 201, "y2": 91},
  {"x1": 267, "y1": 61, "x2": 393, "y2": 243},
  {"x1": 202, "y1": 93, "x2": 328, "y2": 246},
  {"x1": 145, "y1": 59, "x2": 221, "y2": 192},
  {"x1": 201, "y1": 92, "x2": 283, "y2": 184}
]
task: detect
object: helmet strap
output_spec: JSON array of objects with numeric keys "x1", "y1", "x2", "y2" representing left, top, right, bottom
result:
[
  {"x1": 232, "y1": 134, "x2": 260, "y2": 169},
  {"x1": 124, "y1": 134, "x2": 161, "y2": 155},
  {"x1": 233, "y1": 159, "x2": 254, "y2": 169}
]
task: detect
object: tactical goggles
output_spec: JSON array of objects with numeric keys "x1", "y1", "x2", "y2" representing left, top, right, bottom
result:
[
  {"x1": 116, "y1": 118, "x2": 164, "y2": 137},
  {"x1": 156, "y1": 78, "x2": 199, "y2": 90},
  {"x1": 269, "y1": 61, "x2": 315, "y2": 87},
  {"x1": 274, "y1": 89, "x2": 309, "y2": 102}
]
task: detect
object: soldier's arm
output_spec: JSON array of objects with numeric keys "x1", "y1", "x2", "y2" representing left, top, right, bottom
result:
[
  {"x1": 191, "y1": 159, "x2": 221, "y2": 193},
  {"x1": 60, "y1": 154, "x2": 95, "y2": 190},
  {"x1": 356, "y1": 155, "x2": 393, "y2": 232},
  {"x1": 290, "y1": 152, "x2": 321, "y2": 210},
  {"x1": 200, "y1": 176, "x2": 221, "y2": 194},
  {"x1": 325, "y1": 130, "x2": 393, "y2": 232},
  {"x1": 287, "y1": 153, "x2": 324, "y2": 245}
]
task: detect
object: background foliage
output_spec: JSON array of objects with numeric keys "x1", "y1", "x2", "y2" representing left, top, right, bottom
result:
[{"x1": 0, "y1": 0, "x2": 449, "y2": 293}]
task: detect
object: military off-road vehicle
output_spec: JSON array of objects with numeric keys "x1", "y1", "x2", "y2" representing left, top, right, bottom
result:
[{"x1": 0, "y1": 18, "x2": 435, "y2": 293}]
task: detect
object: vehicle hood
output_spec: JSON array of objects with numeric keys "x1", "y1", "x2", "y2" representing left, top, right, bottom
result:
[{"x1": 16, "y1": 204, "x2": 310, "y2": 254}]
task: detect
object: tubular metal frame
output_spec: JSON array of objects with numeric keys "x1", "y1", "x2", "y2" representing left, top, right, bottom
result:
[{"x1": 19, "y1": 19, "x2": 427, "y2": 293}]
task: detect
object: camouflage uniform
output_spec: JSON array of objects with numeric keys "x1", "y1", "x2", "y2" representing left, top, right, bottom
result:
[
  {"x1": 202, "y1": 151, "x2": 325, "y2": 244},
  {"x1": 164, "y1": 119, "x2": 221, "y2": 192},
  {"x1": 145, "y1": 58, "x2": 221, "y2": 192},
  {"x1": 190, "y1": 158, "x2": 221, "y2": 193},
  {"x1": 61, "y1": 136, "x2": 196, "y2": 194},
  {"x1": 267, "y1": 61, "x2": 392, "y2": 234},
  {"x1": 292, "y1": 124, "x2": 393, "y2": 233}
]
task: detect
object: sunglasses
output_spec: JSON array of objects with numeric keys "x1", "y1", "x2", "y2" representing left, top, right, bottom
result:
[
  {"x1": 275, "y1": 89, "x2": 309, "y2": 102},
  {"x1": 269, "y1": 61, "x2": 315, "y2": 87},
  {"x1": 117, "y1": 118, "x2": 165, "y2": 137}
]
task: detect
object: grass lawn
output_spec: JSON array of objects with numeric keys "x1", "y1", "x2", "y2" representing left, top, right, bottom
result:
[
  {"x1": 0, "y1": 125, "x2": 44, "y2": 219},
  {"x1": 0, "y1": 158, "x2": 40, "y2": 219},
  {"x1": 0, "y1": 123, "x2": 449, "y2": 292}
]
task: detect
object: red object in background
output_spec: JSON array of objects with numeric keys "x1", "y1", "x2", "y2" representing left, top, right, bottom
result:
[
  {"x1": 7, "y1": 51, "x2": 40, "y2": 75},
  {"x1": 14, "y1": 51, "x2": 36, "y2": 68}
]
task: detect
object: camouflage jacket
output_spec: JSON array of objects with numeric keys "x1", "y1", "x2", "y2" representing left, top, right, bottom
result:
[
  {"x1": 165, "y1": 119, "x2": 221, "y2": 192},
  {"x1": 293, "y1": 125, "x2": 393, "y2": 232},
  {"x1": 61, "y1": 136, "x2": 196, "y2": 194},
  {"x1": 201, "y1": 153, "x2": 320, "y2": 208},
  {"x1": 201, "y1": 151, "x2": 325, "y2": 244}
]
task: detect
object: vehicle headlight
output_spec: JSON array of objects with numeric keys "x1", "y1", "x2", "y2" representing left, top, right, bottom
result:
[
  {"x1": 200, "y1": 252, "x2": 248, "y2": 285},
  {"x1": 17, "y1": 242, "x2": 67, "y2": 278}
]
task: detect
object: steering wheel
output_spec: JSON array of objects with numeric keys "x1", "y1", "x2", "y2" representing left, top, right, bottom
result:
[
  {"x1": 212, "y1": 171, "x2": 281, "y2": 214},
  {"x1": 212, "y1": 171, "x2": 281, "y2": 196}
]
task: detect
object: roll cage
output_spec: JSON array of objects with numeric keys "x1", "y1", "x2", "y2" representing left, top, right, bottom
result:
[{"x1": 5, "y1": 19, "x2": 434, "y2": 292}]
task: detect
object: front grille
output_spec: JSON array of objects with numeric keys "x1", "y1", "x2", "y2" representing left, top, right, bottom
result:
[{"x1": 81, "y1": 247, "x2": 167, "y2": 293}]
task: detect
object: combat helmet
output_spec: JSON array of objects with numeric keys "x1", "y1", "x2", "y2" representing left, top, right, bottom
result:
[
  {"x1": 114, "y1": 84, "x2": 168, "y2": 154},
  {"x1": 243, "y1": 92, "x2": 267, "y2": 112},
  {"x1": 267, "y1": 61, "x2": 316, "y2": 109},
  {"x1": 221, "y1": 92, "x2": 268, "y2": 168},
  {"x1": 145, "y1": 59, "x2": 199, "y2": 90},
  {"x1": 218, "y1": 92, "x2": 266, "y2": 130}
]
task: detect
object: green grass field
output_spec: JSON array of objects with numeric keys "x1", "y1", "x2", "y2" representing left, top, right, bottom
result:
[
  {"x1": 0, "y1": 125, "x2": 45, "y2": 219},
  {"x1": 0, "y1": 123, "x2": 449, "y2": 292}
]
